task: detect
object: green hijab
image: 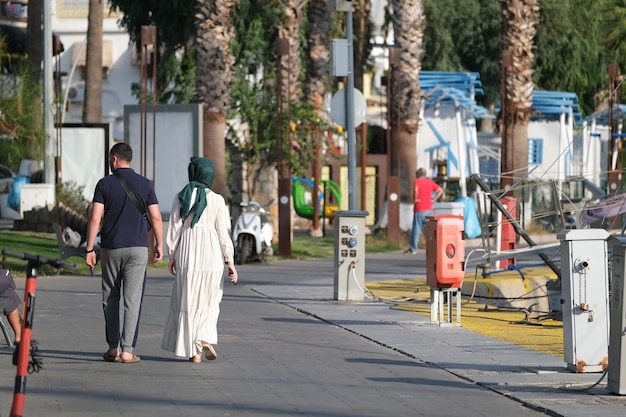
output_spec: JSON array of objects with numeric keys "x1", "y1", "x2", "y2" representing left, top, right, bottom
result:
[{"x1": 178, "y1": 157, "x2": 215, "y2": 228}]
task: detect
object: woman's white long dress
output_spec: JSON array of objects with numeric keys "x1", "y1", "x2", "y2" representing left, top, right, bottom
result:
[{"x1": 161, "y1": 189, "x2": 234, "y2": 358}]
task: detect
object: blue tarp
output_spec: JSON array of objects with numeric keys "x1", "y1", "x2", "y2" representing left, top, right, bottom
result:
[
  {"x1": 8, "y1": 175, "x2": 29, "y2": 212},
  {"x1": 456, "y1": 197, "x2": 482, "y2": 239}
]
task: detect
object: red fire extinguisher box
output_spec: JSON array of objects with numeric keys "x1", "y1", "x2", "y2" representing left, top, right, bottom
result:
[
  {"x1": 425, "y1": 215, "x2": 465, "y2": 288},
  {"x1": 499, "y1": 196, "x2": 517, "y2": 267}
]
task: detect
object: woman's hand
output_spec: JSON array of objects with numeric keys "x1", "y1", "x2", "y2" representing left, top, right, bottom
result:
[
  {"x1": 168, "y1": 257, "x2": 176, "y2": 276},
  {"x1": 227, "y1": 263, "x2": 238, "y2": 284}
]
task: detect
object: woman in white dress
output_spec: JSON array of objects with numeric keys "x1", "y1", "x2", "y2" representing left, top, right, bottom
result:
[{"x1": 161, "y1": 157, "x2": 238, "y2": 362}]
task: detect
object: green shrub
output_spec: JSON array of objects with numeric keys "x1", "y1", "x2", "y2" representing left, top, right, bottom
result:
[{"x1": 56, "y1": 181, "x2": 89, "y2": 215}]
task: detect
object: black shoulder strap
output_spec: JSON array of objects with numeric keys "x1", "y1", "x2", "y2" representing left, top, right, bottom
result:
[{"x1": 113, "y1": 170, "x2": 153, "y2": 229}]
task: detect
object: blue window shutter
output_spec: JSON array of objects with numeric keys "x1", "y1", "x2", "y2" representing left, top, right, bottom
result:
[{"x1": 528, "y1": 138, "x2": 543, "y2": 165}]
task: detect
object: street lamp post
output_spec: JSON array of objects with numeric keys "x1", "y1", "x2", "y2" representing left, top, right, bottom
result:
[
  {"x1": 330, "y1": 0, "x2": 358, "y2": 211},
  {"x1": 345, "y1": 4, "x2": 357, "y2": 211}
]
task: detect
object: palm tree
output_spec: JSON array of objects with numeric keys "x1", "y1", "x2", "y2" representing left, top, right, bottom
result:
[
  {"x1": 26, "y1": 0, "x2": 42, "y2": 128},
  {"x1": 305, "y1": 0, "x2": 330, "y2": 112},
  {"x1": 352, "y1": 0, "x2": 372, "y2": 93},
  {"x1": 305, "y1": 0, "x2": 330, "y2": 232},
  {"x1": 83, "y1": 0, "x2": 103, "y2": 123},
  {"x1": 499, "y1": 0, "x2": 539, "y2": 188},
  {"x1": 389, "y1": 0, "x2": 424, "y2": 203},
  {"x1": 277, "y1": 0, "x2": 305, "y2": 179},
  {"x1": 600, "y1": 0, "x2": 626, "y2": 59},
  {"x1": 194, "y1": 0, "x2": 239, "y2": 197}
]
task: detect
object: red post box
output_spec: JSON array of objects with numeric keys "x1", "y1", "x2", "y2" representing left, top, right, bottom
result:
[
  {"x1": 499, "y1": 196, "x2": 517, "y2": 267},
  {"x1": 425, "y1": 215, "x2": 465, "y2": 288}
]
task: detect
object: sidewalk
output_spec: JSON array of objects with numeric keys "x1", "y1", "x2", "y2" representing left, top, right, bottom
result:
[
  {"x1": 0, "y1": 245, "x2": 623, "y2": 416},
  {"x1": 257, "y1": 251, "x2": 623, "y2": 415}
]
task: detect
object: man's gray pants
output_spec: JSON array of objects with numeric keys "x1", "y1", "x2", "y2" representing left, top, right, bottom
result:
[{"x1": 100, "y1": 247, "x2": 148, "y2": 354}]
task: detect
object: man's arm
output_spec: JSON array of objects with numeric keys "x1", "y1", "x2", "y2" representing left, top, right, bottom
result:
[
  {"x1": 147, "y1": 204, "x2": 163, "y2": 262},
  {"x1": 414, "y1": 180, "x2": 419, "y2": 204},
  {"x1": 85, "y1": 202, "x2": 104, "y2": 268},
  {"x1": 85, "y1": 203, "x2": 103, "y2": 250},
  {"x1": 433, "y1": 186, "x2": 444, "y2": 202}
]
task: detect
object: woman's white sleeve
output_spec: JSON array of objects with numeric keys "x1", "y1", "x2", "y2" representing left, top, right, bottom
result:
[
  {"x1": 166, "y1": 197, "x2": 183, "y2": 257},
  {"x1": 216, "y1": 195, "x2": 234, "y2": 263}
]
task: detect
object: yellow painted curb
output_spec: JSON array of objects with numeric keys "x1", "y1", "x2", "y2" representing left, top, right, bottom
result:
[{"x1": 366, "y1": 267, "x2": 564, "y2": 357}]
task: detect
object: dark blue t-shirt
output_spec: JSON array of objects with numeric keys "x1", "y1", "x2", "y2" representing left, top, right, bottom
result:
[{"x1": 92, "y1": 168, "x2": 159, "y2": 249}]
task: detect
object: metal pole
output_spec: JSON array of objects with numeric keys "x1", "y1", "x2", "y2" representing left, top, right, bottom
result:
[
  {"x1": 360, "y1": 122, "x2": 367, "y2": 211},
  {"x1": 43, "y1": 1, "x2": 55, "y2": 184},
  {"x1": 276, "y1": 38, "x2": 291, "y2": 257},
  {"x1": 152, "y1": 27, "x2": 158, "y2": 183},
  {"x1": 140, "y1": 30, "x2": 147, "y2": 176},
  {"x1": 386, "y1": 48, "x2": 400, "y2": 244},
  {"x1": 312, "y1": 128, "x2": 321, "y2": 232},
  {"x1": 323, "y1": 181, "x2": 327, "y2": 237},
  {"x1": 500, "y1": 50, "x2": 512, "y2": 189},
  {"x1": 346, "y1": 6, "x2": 357, "y2": 211}
]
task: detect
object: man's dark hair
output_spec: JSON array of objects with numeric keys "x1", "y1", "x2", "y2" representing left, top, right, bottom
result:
[{"x1": 110, "y1": 143, "x2": 133, "y2": 162}]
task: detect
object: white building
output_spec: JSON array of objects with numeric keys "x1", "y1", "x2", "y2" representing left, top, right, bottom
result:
[
  {"x1": 51, "y1": 0, "x2": 139, "y2": 141},
  {"x1": 0, "y1": 1, "x2": 142, "y2": 217},
  {"x1": 576, "y1": 104, "x2": 626, "y2": 192},
  {"x1": 416, "y1": 71, "x2": 493, "y2": 198}
]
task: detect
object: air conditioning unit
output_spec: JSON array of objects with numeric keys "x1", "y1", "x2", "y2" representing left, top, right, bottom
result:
[{"x1": 66, "y1": 84, "x2": 84, "y2": 103}]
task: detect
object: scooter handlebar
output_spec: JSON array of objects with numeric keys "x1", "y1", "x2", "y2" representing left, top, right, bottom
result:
[{"x1": 2, "y1": 249, "x2": 78, "y2": 270}]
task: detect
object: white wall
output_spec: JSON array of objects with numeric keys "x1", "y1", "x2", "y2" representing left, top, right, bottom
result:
[
  {"x1": 574, "y1": 123, "x2": 605, "y2": 189},
  {"x1": 417, "y1": 103, "x2": 480, "y2": 183},
  {"x1": 527, "y1": 120, "x2": 569, "y2": 182},
  {"x1": 52, "y1": 10, "x2": 140, "y2": 141},
  {"x1": 60, "y1": 126, "x2": 110, "y2": 200}
]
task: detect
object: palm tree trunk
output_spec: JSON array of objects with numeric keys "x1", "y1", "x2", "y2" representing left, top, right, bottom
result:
[
  {"x1": 195, "y1": 0, "x2": 238, "y2": 197},
  {"x1": 390, "y1": 0, "x2": 424, "y2": 203},
  {"x1": 278, "y1": 1, "x2": 305, "y2": 105},
  {"x1": 499, "y1": 0, "x2": 539, "y2": 187},
  {"x1": 305, "y1": 0, "x2": 330, "y2": 111},
  {"x1": 353, "y1": 0, "x2": 372, "y2": 93},
  {"x1": 277, "y1": 0, "x2": 305, "y2": 179},
  {"x1": 83, "y1": 0, "x2": 103, "y2": 123},
  {"x1": 305, "y1": 0, "x2": 331, "y2": 232}
]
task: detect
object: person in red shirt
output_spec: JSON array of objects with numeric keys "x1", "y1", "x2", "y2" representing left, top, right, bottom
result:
[{"x1": 407, "y1": 168, "x2": 443, "y2": 254}]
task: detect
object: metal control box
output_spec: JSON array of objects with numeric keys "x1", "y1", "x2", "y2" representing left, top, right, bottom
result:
[
  {"x1": 330, "y1": 39, "x2": 349, "y2": 77},
  {"x1": 558, "y1": 229, "x2": 610, "y2": 373},
  {"x1": 333, "y1": 210, "x2": 368, "y2": 301},
  {"x1": 608, "y1": 237, "x2": 626, "y2": 394}
]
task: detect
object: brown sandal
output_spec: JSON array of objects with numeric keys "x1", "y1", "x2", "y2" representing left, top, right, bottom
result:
[
  {"x1": 121, "y1": 353, "x2": 141, "y2": 363},
  {"x1": 102, "y1": 351, "x2": 120, "y2": 362},
  {"x1": 202, "y1": 344, "x2": 217, "y2": 360}
]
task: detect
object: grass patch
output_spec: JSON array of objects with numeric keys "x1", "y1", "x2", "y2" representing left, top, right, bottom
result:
[
  {"x1": 0, "y1": 230, "x2": 82, "y2": 277},
  {"x1": 276, "y1": 230, "x2": 404, "y2": 260},
  {"x1": 0, "y1": 230, "x2": 167, "y2": 277},
  {"x1": 0, "y1": 227, "x2": 405, "y2": 271}
]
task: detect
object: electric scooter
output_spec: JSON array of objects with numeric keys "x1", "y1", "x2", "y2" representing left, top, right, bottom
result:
[
  {"x1": 1, "y1": 249, "x2": 76, "y2": 417},
  {"x1": 232, "y1": 199, "x2": 274, "y2": 265}
]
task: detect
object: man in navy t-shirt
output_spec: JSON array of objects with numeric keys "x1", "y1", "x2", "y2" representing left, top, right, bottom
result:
[{"x1": 85, "y1": 143, "x2": 163, "y2": 363}]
